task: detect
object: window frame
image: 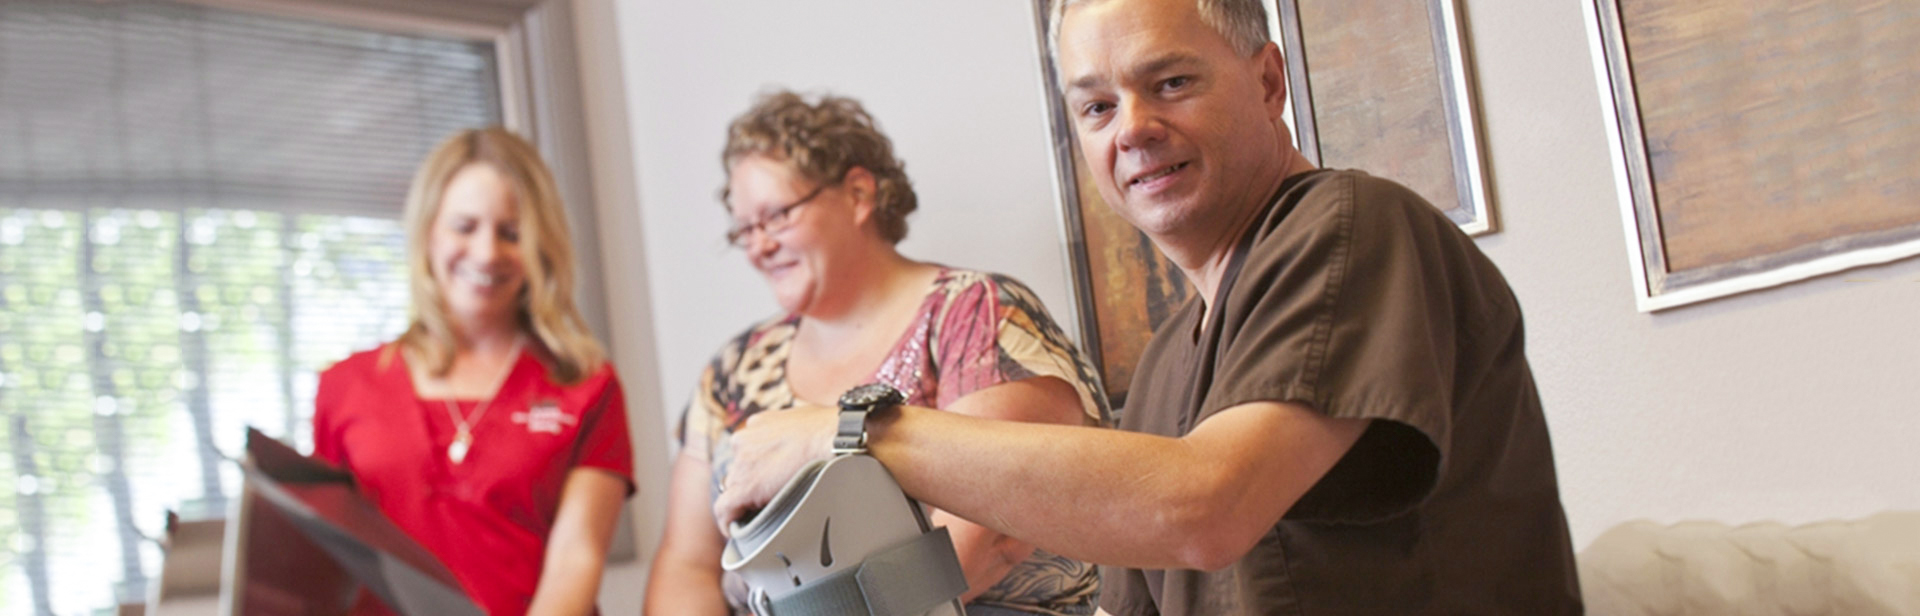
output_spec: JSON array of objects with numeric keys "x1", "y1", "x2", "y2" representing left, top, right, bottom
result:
[
  {"x1": 171, "y1": 0, "x2": 639, "y2": 579},
  {"x1": 171, "y1": 0, "x2": 615, "y2": 347}
]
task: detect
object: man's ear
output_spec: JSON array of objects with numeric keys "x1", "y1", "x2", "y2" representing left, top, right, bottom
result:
[{"x1": 1254, "y1": 41, "x2": 1289, "y2": 121}]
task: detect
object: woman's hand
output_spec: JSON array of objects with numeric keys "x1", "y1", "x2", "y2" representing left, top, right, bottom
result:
[{"x1": 712, "y1": 403, "x2": 838, "y2": 528}]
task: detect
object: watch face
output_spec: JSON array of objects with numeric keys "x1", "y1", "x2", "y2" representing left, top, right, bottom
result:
[{"x1": 839, "y1": 383, "x2": 904, "y2": 409}]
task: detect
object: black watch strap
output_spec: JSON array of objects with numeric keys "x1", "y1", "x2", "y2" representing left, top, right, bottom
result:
[
  {"x1": 832, "y1": 409, "x2": 870, "y2": 454},
  {"x1": 833, "y1": 383, "x2": 903, "y2": 455}
]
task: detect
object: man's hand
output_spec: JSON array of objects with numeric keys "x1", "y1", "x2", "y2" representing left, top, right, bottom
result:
[{"x1": 712, "y1": 404, "x2": 838, "y2": 528}]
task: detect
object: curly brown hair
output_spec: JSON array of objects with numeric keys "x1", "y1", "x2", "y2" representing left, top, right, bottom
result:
[{"x1": 721, "y1": 90, "x2": 917, "y2": 244}]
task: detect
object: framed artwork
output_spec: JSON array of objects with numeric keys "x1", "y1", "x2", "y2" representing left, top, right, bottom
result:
[
  {"x1": 1584, "y1": 0, "x2": 1920, "y2": 311},
  {"x1": 1033, "y1": 0, "x2": 1491, "y2": 406},
  {"x1": 1276, "y1": 0, "x2": 1493, "y2": 235}
]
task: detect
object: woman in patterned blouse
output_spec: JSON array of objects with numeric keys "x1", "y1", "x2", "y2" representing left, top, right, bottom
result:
[{"x1": 643, "y1": 90, "x2": 1113, "y2": 616}]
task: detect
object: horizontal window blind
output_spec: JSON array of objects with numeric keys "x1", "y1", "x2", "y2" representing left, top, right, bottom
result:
[{"x1": 0, "y1": 1, "x2": 501, "y2": 613}]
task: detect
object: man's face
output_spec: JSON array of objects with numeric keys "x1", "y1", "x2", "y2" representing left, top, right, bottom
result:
[{"x1": 1057, "y1": 0, "x2": 1287, "y2": 241}]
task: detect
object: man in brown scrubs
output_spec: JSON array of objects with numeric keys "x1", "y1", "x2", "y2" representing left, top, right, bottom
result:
[{"x1": 715, "y1": 0, "x2": 1583, "y2": 612}]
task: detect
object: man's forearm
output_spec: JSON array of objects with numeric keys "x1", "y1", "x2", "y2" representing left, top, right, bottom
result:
[
  {"x1": 714, "y1": 396, "x2": 1364, "y2": 570},
  {"x1": 869, "y1": 400, "x2": 1365, "y2": 571},
  {"x1": 869, "y1": 406, "x2": 1223, "y2": 569}
]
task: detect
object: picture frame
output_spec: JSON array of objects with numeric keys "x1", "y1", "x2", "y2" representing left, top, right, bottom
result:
[
  {"x1": 1276, "y1": 0, "x2": 1494, "y2": 235},
  {"x1": 1583, "y1": 0, "x2": 1920, "y2": 312},
  {"x1": 1033, "y1": 0, "x2": 1492, "y2": 406}
]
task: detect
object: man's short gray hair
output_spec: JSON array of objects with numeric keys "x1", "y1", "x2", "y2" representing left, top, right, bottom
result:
[{"x1": 1048, "y1": 0, "x2": 1271, "y2": 60}]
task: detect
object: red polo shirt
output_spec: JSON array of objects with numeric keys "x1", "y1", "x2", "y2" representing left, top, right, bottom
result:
[{"x1": 313, "y1": 344, "x2": 635, "y2": 616}]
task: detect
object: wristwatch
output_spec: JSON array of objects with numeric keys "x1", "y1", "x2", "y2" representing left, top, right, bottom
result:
[{"x1": 832, "y1": 383, "x2": 904, "y2": 456}]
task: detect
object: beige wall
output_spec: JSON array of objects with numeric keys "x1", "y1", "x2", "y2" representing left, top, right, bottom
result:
[
  {"x1": 585, "y1": 0, "x2": 1920, "y2": 610},
  {"x1": 1466, "y1": 0, "x2": 1920, "y2": 544}
]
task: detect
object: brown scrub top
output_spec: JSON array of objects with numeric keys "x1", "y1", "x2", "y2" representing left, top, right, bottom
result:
[{"x1": 1101, "y1": 170, "x2": 1581, "y2": 615}]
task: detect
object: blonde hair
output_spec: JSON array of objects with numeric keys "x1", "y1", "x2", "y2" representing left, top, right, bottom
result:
[
  {"x1": 721, "y1": 90, "x2": 917, "y2": 244},
  {"x1": 392, "y1": 127, "x2": 604, "y2": 385}
]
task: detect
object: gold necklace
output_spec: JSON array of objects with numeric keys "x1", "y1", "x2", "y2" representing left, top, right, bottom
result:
[{"x1": 441, "y1": 336, "x2": 525, "y2": 464}]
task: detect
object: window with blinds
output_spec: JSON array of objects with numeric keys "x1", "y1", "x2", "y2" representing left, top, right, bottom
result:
[{"x1": 0, "y1": 1, "x2": 503, "y2": 613}]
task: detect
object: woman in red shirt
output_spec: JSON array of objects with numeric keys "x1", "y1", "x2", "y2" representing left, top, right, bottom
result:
[{"x1": 313, "y1": 128, "x2": 634, "y2": 615}]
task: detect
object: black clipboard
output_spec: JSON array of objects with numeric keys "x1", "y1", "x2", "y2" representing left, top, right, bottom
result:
[{"x1": 227, "y1": 428, "x2": 483, "y2": 616}]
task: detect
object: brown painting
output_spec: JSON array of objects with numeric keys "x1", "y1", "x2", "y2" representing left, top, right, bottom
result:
[
  {"x1": 1065, "y1": 134, "x2": 1192, "y2": 408},
  {"x1": 1296, "y1": 0, "x2": 1467, "y2": 224},
  {"x1": 1594, "y1": 0, "x2": 1920, "y2": 307},
  {"x1": 1278, "y1": 0, "x2": 1493, "y2": 233}
]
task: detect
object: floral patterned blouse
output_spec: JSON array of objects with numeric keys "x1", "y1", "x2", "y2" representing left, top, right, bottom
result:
[{"x1": 682, "y1": 268, "x2": 1111, "y2": 615}]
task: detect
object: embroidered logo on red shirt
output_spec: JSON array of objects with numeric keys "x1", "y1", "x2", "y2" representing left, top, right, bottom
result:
[{"x1": 512, "y1": 400, "x2": 576, "y2": 435}]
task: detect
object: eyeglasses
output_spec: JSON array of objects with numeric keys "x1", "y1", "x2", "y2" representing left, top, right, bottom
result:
[{"x1": 725, "y1": 182, "x2": 832, "y2": 248}]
